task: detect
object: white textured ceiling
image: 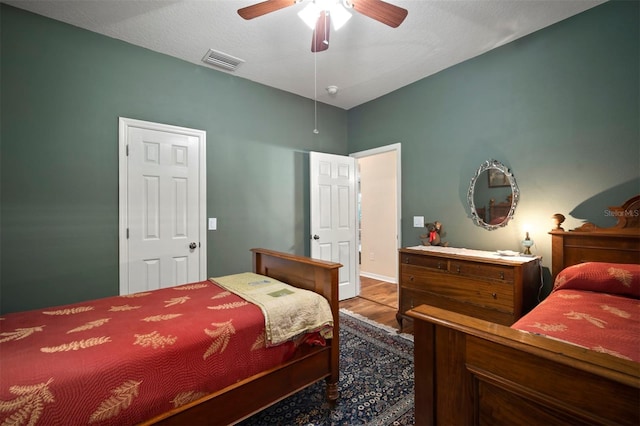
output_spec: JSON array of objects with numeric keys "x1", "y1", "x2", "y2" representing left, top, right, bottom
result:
[{"x1": 4, "y1": 0, "x2": 605, "y2": 109}]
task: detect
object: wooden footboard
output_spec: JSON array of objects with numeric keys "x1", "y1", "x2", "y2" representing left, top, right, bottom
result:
[
  {"x1": 145, "y1": 248, "x2": 341, "y2": 425},
  {"x1": 408, "y1": 305, "x2": 640, "y2": 426},
  {"x1": 252, "y1": 248, "x2": 341, "y2": 400}
]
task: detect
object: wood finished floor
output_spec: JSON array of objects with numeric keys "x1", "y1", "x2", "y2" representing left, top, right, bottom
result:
[{"x1": 339, "y1": 276, "x2": 413, "y2": 334}]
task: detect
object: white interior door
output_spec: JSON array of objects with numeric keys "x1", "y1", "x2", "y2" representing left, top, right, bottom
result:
[
  {"x1": 310, "y1": 151, "x2": 357, "y2": 300},
  {"x1": 119, "y1": 118, "x2": 206, "y2": 295}
]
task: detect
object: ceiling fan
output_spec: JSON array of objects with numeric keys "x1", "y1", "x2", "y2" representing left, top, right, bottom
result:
[{"x1": 238, "y1": 0, "x2": 408, "y2": 52}]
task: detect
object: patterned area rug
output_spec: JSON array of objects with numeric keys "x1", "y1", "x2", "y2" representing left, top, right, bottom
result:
[{"x1": 240, "y1": 309, "x2": 414, "y2": 425}]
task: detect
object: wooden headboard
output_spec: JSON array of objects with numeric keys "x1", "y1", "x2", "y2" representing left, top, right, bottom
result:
[{"x1": 549, "y1": 195, "x2": 640, "y2": 278}]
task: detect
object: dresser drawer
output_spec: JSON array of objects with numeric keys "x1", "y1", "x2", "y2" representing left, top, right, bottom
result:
[
  {"x1": 400, "y1": 264, "x2": 434, "y2": 290},
  {"x1": 400, "y1": 253, "x2": 447, "y2": 271},
  {"x1": 449, "y1": 260, "x2": 514, "y2": 283},
  {"x1": 427, "y1": 273, "x2": 514, "y2": 314},
  {"x1": 401, "y1": 265, "x2": 513, "y2": 313}
]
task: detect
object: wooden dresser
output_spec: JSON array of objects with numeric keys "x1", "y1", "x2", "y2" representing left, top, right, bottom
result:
[{"x1": 398, "y1": 246, "x2": 541, "y2": 328}]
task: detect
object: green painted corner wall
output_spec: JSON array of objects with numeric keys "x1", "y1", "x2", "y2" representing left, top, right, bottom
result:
[
  {"x1": 348, "y1": 0, "x2": 639, "y2": 293},
  {"x1": 0, "y1": 4, "x2": 348, "y2": 313}
]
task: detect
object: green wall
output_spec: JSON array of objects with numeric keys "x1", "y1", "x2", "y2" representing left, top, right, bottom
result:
[
  {"x1": 348, "y1": 0, "x2": 639, "y2": 293},
  {"x1": 0, "y1": 4, "x2": 348, "y2": 313}
]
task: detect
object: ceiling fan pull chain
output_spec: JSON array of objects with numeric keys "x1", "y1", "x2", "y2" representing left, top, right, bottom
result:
[{"x1": 313, "y1": 50, "x2": 319, "y2": 134}]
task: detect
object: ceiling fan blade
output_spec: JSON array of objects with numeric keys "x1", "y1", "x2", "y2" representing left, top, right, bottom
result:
[
  {"x1": 352, "y1": 0, "x2": 408, "y2": 28},
  {"x1": 311, "y1": 12, "x2": 330, "y2": 53},
  {"x1": 238, "y1": 0, "x2": 297, "y2": 20}
]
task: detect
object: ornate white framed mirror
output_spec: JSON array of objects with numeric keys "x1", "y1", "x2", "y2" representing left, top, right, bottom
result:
[{"x1": 467, "y1": 159, "x2": 520, "y2": 230}]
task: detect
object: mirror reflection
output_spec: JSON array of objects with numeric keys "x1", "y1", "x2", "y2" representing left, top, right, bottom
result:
[{"x1": 467, "y1": 160, "x2": 519, "y2": 230}]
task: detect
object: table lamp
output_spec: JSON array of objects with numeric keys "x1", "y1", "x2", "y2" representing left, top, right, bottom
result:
[{"x1": 522, "y1": 231, "x2": 534, "y2": 255}]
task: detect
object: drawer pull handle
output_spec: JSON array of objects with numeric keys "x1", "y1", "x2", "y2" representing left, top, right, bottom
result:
[
  {"x1": 456, "y1": 265, "x2": 461, "y2": 273},
  {"x1": 492, "y1": 293, "x2": 497, "y2": 299},
  {"x1": 499, "y1": 272, "x2": 505, "y2": 280},
  {"x1": 409, "y1": 275, "x2": 414, "y2": 282},
  {"x1": 437, "y1": 262, "x2": 443, "y2": 269}
]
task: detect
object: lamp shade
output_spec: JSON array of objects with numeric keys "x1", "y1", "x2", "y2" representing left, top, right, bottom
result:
[
  {"x1": 298, "y1": 3, "x2": 320, "y2": 29},
  {"x1": 298, "y1": 1, "x2": 352, "y2": 31},
  {"x1": 330, "y1": 2, "x2": 352, "y2": 30}
]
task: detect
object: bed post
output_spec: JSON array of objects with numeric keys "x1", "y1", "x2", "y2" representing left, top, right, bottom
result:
[{"x1": 319, "y1": 264, "x2": 340, "y2": 403}]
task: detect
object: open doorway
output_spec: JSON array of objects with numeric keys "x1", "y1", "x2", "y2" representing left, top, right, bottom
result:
[{"x1": 351, "y1": 143, "x2": 401, "y2": 285}]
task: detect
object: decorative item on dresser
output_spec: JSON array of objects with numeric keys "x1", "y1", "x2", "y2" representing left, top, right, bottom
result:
[
  {"x1": 521, "y1": 229, "x2": 534, "y2": 255},
  {"x1": 407, "y1": 195, "x2": 640, "y2": 426},
  {"x1": 397, "y1": 246, "x2": 541, "y2": 330}
]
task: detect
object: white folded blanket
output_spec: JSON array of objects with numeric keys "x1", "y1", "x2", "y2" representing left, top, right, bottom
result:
[{"x1": 211, "y1": 272, "x2": 333, "y2": 346}]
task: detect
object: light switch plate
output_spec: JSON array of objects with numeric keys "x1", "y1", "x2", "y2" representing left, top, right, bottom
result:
[
  {"x1": 208, "y1": 218, "x2": 217, "y2": 230},
  {"x1": 413, "y1": 216, "x2": 424, "y2": 228}
]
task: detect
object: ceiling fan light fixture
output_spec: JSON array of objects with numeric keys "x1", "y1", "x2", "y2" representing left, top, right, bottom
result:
[
  {"x1": 329, "y1": 3, "x2": 351, "y2": 30},
  {"x1": 299, "y1": 0, "x2": 351, "y2": 31},
  {"x1": 298, "y1": 3, "x2": 320, "y2": 29}
]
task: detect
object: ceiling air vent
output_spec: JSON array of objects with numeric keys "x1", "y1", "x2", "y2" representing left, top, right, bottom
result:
[{"x1": 202, "y1": 49, "x2": 245, "y2": 71}]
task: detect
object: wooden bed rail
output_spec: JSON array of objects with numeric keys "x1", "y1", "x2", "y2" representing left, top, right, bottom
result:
[{"x1": 408, "y1": 304, "x2": 640, "y2": 426}]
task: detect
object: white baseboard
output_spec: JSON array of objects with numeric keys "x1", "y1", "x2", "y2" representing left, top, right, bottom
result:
[{"x1": 359, "y1": 271, "x2": 397, "y2": 284}]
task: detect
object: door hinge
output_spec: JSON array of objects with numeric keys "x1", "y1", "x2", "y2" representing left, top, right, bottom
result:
[
  {"x1": 126, "y1": 228, "x2": 129, "y2": 239},
  {"x1": 126, "y1": 144, "x2": 129, "y2": 156}
]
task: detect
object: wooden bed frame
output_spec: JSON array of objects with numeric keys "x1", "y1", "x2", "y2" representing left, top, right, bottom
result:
[
  {"x1": 407, "y1": 196, "x2": 640, "y2": 425},
  {"x1": 143, "y1": 248, "x2": 341, "y2": 425}
]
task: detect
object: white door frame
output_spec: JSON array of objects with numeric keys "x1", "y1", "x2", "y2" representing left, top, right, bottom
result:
[
  {"x1": 350, "y1": 143, "x2": 402, "y2": 284},
  {"x1": 118, "y1": 117, "x2": 207, "y2": 295}
]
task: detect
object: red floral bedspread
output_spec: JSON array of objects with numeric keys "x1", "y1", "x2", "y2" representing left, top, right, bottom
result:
[
  {"x1": 0, "y1": 279, "x2": 310, "y2": 425},
  {"x1": 513, "y1": 262, "x2": 640, "y2": 362}
]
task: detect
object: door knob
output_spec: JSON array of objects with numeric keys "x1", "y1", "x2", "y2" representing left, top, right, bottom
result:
[
  {"x1": 312, "y1": 235, "x2": 320, "y2": 240},
  {"x1": 189, "y1": 242, "x2": 197, "y2": 249}
]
